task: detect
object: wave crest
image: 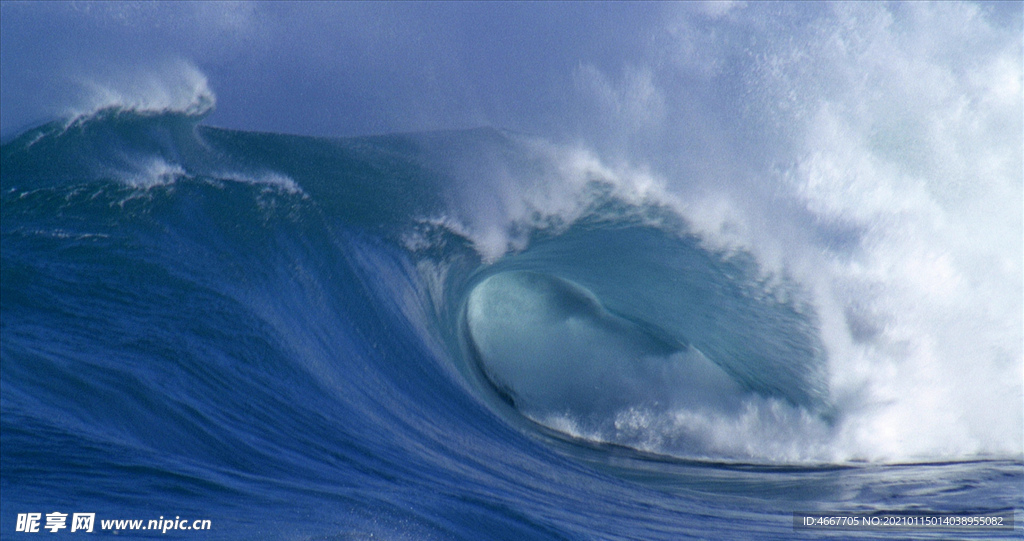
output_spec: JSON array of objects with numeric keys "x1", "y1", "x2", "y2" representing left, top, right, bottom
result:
[{"x1": 67, "y1": 60, "x2": 215, "y2": 126}]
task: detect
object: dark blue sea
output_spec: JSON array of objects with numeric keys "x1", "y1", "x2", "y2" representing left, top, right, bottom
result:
[{"x1": 1, "y1": 101, "x2": 1021, "y2": 540}]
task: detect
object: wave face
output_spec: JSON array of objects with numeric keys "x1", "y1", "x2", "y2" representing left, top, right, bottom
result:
[{"x1": 2, "y1": 98, "x2": 1021, "y2": 538}]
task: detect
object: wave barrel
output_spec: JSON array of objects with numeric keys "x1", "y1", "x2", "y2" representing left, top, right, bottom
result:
[{"x1": 465, "y1": 271, "x2": 743, "y2": 427}]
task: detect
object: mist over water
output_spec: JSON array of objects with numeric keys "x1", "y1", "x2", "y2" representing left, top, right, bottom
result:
[{"x1": 412, "y1": 2, "x2": 1024, "y2": 462}]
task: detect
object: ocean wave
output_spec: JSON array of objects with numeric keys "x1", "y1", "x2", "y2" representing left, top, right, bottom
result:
[
  {"x1": 3, "y1": 4, "x2": 1023, "y2": 538},
  {"x1": 5, "y1": 105, "x2": 1019, "y2": 464}
]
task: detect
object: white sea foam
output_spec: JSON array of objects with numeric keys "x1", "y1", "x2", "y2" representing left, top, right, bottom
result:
[
  {"x1": 542, "y1": 397, "x2": 837, "y2": 463},
  {"x1": 758, "y1": 3, "x2": 1022, "y2": 462},
  {"x1": 444, "y1": 3, "x2": 1021, "y2": 463},
  {"x1": 67, "y1": 59, "x2": 215, "y2": 124},
  {"x1": 113, "y1": 156, "x2": 302, "y2": 198},
  {"x1": 124, "y1": 156, "x2": 189, "y2": 188},
  {"x1": 210, "y1": 170, "x2": 305, "y2": 196}
]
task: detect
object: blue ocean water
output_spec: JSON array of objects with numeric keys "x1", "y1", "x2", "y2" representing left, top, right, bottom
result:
[{"x1": 1, "y1": 102, "x2": 1021, "y2": 540}]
